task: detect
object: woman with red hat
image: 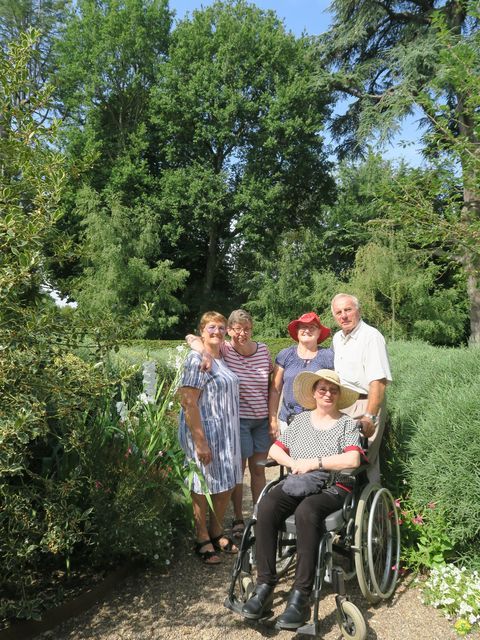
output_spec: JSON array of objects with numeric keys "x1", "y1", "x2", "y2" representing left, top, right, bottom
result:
[{"x1": 269, "y1": 312, "x2": 334, "y2": 436}]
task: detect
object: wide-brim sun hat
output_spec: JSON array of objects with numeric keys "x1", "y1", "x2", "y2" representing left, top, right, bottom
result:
[
  {"x1": 287, "y1": 311, "x2": 331, "y2": 344},
  {"x1": 293, "y1": 369, "x2": 359, "y2": 411}
]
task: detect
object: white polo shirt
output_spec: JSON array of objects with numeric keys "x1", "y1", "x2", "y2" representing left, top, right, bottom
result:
[{"x1": 333, "y1": 320, "x2": 392, "y2": 394}]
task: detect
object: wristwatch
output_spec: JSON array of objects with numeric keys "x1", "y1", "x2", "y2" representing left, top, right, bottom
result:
[{"x1": 363, "y1": 413, "x2": 378, "y2": 424}]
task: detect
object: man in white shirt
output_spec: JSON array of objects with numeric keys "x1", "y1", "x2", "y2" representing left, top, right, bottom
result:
[{"x1": 331, "y1": 293, "x2": 392, "y2": 483}]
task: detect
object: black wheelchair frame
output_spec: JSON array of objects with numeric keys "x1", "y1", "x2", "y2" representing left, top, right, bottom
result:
[{"x1": 224, "y1": 460, "x2": 400, "y2": 639}]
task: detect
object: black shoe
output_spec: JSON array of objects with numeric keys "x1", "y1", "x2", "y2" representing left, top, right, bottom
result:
[
  {"x1": 241, "y1": 583, "x2": 274, "y2": 620},
  {"x1": 276, "y1": 588, "x2": 311, "y2": 629}
]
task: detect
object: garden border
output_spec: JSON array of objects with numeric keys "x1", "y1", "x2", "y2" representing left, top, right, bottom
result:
[{"x1": 0, "y1": 562, "x2": 139, "y2": 640}]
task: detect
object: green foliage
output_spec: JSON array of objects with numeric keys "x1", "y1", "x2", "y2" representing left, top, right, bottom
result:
[
  {"x1": 0, "y1": 32, "x2": 191, "y2": 624},
  {"x1": 320, "y1": 0, "x2": 480, "y2": 343},
  {"x1": 245, "y1": 228, "x2": 342, "y2": 337},
  {"x1": 384, "y1": 340, "x2": 480, "y2": 566},
  {"x1": 84, "y1": 357, "x2": 194, "y2": 565},
  {"x1": 396, "y1": 497, "x2": 454, "y2": 572},
  {"x1": 348, "y1": 236, "x2": 469, "y2": 345},
  {"x1": 55, "y1": 0, "x2": 335, "y2": 327},
  {"x1": 73, "y1": 185, "x2": 188, "y2": 338},
  {"x1": 117, "y1": 337, "x2": 293, "y2": 364},
  {"x1": 52, "y1": 0, "x2": 186, "y2": 336},
  {"x1": 320, "y1": 154, "x2": 400, "y2": 275}
]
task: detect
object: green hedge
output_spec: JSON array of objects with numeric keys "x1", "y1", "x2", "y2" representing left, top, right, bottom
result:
[
  {"x1": 384, "y1": 340, "x2": 480, "y2": 566},
  {"x1": 119, "y1": 337, "x2": 294, "y2": 366}
]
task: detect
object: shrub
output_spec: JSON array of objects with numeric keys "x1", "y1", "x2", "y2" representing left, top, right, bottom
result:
[
  {"x1": 0, "y1": 34, "x2": 192, "y2": 625},
  {"x1": 384, "y1": 340, "x2": 480, "y2": 568}
]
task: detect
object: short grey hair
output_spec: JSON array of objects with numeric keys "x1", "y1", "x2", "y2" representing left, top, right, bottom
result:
[
  {"x1": 228, "y1": 309, "x2": 253, "y2": 327},
  {"x1": 330, "y1": 293, "x2": 361, "y2": 314}
]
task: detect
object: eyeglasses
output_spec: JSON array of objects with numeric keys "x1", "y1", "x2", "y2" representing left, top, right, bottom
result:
[
  {"x1": 314, "y1": 386, "x2": 340, "y2": 396},
  {"x1": 230, "y1": 326, "x2": 252, "y2": 335},
  {"x1": 205, "y1": 325, "x2": 226, "y2": 334},
  {"x1": 298, "y1": 324, "x2": 319, "y2": 333}
]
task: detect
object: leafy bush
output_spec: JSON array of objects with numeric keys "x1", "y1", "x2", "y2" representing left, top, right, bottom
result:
[
  {"x1": 0, "y1": 33, "x2": 192, "y2": 625},
  {"x1": 120, "y1": 337, "x2": 295, "y2": 364},
  {"x1": 384, "y1": 340, "x2": 480, "y2": 568}
]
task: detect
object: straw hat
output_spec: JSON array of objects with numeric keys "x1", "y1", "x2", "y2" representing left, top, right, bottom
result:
[
  {"x1": 293, "y1": 369, "x2": 359, "y2": 411},
  {"x1": 287, "y1": 312, "x2": 331, "y2": 344}
]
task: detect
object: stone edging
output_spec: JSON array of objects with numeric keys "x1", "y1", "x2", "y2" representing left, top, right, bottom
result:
[{"x1": 0, "y1": 563, "x2": 138, "y2": 640}]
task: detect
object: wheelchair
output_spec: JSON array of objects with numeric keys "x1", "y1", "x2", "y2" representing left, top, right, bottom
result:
[{"x1": 224, "y1": 458, "x2": 400, "y2": 639}]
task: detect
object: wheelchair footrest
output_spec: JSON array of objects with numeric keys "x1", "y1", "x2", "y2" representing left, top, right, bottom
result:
[{"x1": 295, "y1": 621, "x2": 320, "y2": 636}]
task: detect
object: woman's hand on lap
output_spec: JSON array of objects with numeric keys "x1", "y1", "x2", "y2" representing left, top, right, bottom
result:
[{"x1": 290, "y1": 458, "x2": 317, "y2": 474}]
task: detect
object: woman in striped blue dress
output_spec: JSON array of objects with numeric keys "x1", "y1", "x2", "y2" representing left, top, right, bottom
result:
[{"x1": 178, "y1": 311, "x2": 242, "y2": 565}]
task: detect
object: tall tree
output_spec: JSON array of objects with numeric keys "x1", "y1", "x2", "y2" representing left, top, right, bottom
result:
[
  {"x1": 52, "y1": 0, "x2": 188, "y2": 335},
  {"x1": 149, "y1": 0, "x2": 335, "y2": 310},
  {"x1": 0, "y1": 0, "x2": 68, "y2": 127},
  {"x1": 55, "y1": 0, "x2": 172, "y2": 192},
  {"x1": 320, "y1": 0, "x2": 480, "y2": 343}
]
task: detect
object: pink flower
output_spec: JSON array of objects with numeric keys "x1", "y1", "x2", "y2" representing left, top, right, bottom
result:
[
  {"x1": 412, "y1": 514, "x2": 424, "y2": 525},
  {"x1": 94, "y1": 480, "x2": 102, "y2": 490},
  {"x1": 427, "y1": 501, "x2": 437, "y2": 510},
  {"x1": 125, "y1": 447, "x2": 132, "y2": 458},
  {"x1": 397, "y1": 518, "x2": 404, "y2": 525},
  {"x1": 394, "y1": 498, "x2": 401, "y2": 508},
  {"x1": 391, "y1": 564, "x2": 406, "y2": 575}
]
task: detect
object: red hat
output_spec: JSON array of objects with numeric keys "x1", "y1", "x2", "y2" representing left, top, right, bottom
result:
[{"x1": 287, "y1": 312, "x2": 331, "y2": 344}]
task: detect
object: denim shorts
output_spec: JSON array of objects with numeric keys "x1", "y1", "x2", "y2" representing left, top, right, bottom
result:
[{"x1": 239, "y1": 418, "x2": 271, "y2": 459}]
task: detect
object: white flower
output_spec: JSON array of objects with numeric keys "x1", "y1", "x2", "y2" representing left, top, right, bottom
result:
[
  {"x1": 116, "y1": 401, "x2": 128, "y2": 421},
  {"x1": 141, "y1": 360, "x2": 157, "y2": 403}
]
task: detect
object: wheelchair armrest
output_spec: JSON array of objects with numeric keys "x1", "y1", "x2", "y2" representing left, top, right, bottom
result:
[
  {"x1": 256, "y1": 458, "x2": 280, "y2": 468},
  {"x1": 337, "y1": 465, "x2": 367, "y2": 478}
]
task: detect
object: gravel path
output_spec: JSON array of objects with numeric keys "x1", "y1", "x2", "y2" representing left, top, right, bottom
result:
[{"x1": 39, "y1": 472, "x2": 478, "y2": 640}]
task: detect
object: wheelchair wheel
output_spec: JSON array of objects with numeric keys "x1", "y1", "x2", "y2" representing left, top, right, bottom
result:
[
  {"x1": 275, "y1": 530, "x2": 296, "y2": 577},
  {"x1": 336, "y1": 600, "x2": 367, "y2": 640},
  {"x1": 354, "y1": 484, "x2": 400, "y2": 604}
]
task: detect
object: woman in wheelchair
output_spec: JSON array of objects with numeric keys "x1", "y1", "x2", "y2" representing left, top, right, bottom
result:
[{"x1": 241, "y1": 369, "x2": 362, "y2": 629}]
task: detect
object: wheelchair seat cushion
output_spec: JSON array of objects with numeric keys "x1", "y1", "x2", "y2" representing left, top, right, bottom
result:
[{"x1": 324, "y1": 508, "x2": 345, "y2": 531}]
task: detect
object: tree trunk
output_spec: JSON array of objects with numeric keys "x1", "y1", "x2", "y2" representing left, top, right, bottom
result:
[
  {"x1": 203, "y1": 223, "x2": 218, "y2": 300},
  {"x1": 456, "y1": 84, "x2": 480, "y2": 345},
  {"x1": 461, "y1": 188, "x2": 480, "y2": 345}
]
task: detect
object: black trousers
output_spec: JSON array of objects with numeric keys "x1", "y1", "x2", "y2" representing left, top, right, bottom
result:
[{"x1": 255, "y1": 483, "x2": 347, "y2": 594}]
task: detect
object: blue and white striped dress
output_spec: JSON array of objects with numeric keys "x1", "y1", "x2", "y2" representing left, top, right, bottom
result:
[{"x1": 178, "y1": 352, "x2": 242, "y2": 494}]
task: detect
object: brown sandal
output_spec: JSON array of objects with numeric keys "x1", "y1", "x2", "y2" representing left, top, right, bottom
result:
[
  {"x1": 231, "y1": 519, "x2": 245, "y2": 541},
  {"x1": 211, "y1": 533, "x2": 238, "y2": 554},
  {"x1": 194, "y1": 539, "x2": 221, "y2": 565}
]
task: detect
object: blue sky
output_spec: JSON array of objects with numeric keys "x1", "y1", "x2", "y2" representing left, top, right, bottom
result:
[{"x1": 168, "y1": 0, "x2": 424, "y2": 167}]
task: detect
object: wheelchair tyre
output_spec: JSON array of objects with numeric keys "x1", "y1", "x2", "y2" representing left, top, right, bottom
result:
[
  {"x1": 336, "y1": 600, "x2": 367, "y2": 640},
  {"x1": 275, "y1": 530, "x2": 296, "y2": 577},
  {"x1": 355, "y1": 484, "x2": 400, "y2": 603}
]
